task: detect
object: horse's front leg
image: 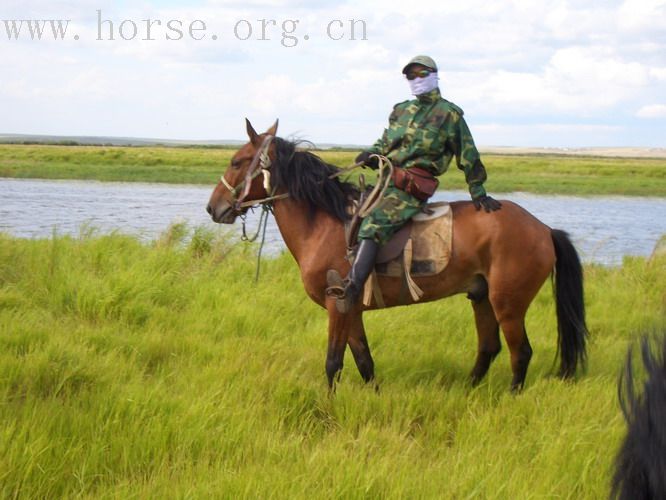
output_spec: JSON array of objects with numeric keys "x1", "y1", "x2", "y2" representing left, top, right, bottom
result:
[
  {"x1": 325, "y1": 302, "x2": 354, "y2": 391},
  {"x1": 346, "y1": 312, "x2": 375, "y2": 384}
]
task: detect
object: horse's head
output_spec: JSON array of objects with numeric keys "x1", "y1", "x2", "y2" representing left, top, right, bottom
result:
[{"x1": 207, "y1": 118, "x2": 279, "y2": 223}]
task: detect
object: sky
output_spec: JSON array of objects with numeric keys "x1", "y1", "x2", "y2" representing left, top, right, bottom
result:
[{"x1": 1, "y1": 0, "x2": 665, "y2": 147}]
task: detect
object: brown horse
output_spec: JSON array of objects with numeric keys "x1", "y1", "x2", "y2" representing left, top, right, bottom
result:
[{"x1": 207, "y1": 120, "x2": 589, "y2": 391}]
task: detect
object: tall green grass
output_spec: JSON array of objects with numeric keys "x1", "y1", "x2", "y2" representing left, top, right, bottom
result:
[
  {"x1": 0, "y1": 228, "x2": 664, "y2": 498},
  {"x1": 1, "y1": 144, "x2": 665, "y2": 195}
]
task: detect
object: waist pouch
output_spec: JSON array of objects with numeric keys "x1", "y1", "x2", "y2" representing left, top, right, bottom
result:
[{"x1": 391, "y1": 167, "x2": 439, "y2": 201}]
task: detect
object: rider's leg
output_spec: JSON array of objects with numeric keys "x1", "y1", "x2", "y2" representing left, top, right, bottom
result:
[
  {"x1": 326, "y1": 187, "x2": 423, "y2": 313},
  {"x1": 327, "y1": 238, "x2": 379, "y2": 313}
]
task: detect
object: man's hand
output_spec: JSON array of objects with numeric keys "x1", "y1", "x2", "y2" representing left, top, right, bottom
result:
[
  {"x1": 355, "y1": 151, "x2": 379, "y2": 169},
  {"x1": 473, "y1": 195, "x2": 502, "y2": 212}
]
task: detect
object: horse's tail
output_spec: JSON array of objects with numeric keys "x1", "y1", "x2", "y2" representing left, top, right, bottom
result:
[
  {"x1": 551, "y1": 229, "x2": 588, "y2": 378},
  {"x1": 612, "y1": 334, "x2": 666, "y2": 499}
]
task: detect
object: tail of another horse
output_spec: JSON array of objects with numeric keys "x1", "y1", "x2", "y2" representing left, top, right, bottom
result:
[
  {"x1": 612, "y1": 334, "x2": 666, "y2": 499},
  {"x1": 551, "y1": 229, "x2": 589, "y2": 378}
]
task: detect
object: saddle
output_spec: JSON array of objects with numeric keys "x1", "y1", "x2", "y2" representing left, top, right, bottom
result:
[{"x1": 349, "y1": 201, "x2": 453, "y2": 308}]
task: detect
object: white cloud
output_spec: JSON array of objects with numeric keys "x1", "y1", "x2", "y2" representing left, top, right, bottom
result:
[
  {"x1": 445, "y1": 45, "x2": 659, "y2": 119},
  {"x1": 246, "y1": 69, "x2": 398, "y2": 118},
  {"x1": 617, "y1": 0, "x2": 666, "y2": 32},
  {"x1": 636, "y1": 104, "x2": 666, "y2": 118},
  {"x1": 336, "y1": 42, "x2": 391, "y2": 65},
  {"x1": 548, "y1": 47, "x2": 649, "y2": 88},
  {"x1": 473, "y1": 123, "x2": 625, "y2": 148},
  {"x1": 650, "y1": 67, "x2": 666, "y2": 81}
]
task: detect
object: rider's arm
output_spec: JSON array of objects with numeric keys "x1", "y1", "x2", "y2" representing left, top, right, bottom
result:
[{"x1": 453, "y1": 115, "x2": 488, "y2": 200}]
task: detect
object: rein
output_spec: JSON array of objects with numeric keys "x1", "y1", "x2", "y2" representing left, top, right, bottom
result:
[
  {"x1": 327, "y1": 154, "x2": 393, "y2": 216},
  {"x1": 356, "y1": 155, "x2": 394, "y2": 217},
  {"x1": 328, "y1": 154, "x2": 394, "y2": 253}
]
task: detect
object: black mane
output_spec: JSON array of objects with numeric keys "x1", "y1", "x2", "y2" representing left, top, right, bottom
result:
[
  {"x1": 271, "y1": 137, "x2": 358, "y2": 222},
  {"x1": 612, "y1": 333, "x2": 666, "y2": 499}
]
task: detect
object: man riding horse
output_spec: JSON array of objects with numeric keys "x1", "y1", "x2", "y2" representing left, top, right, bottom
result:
[{"x1": 327, "y1": 55, "x2": 502, "y2": 314}]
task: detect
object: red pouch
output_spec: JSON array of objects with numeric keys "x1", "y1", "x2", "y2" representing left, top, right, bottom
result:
[{"x1": 391, "y1": 167, "x2": 439, "y2": 201}]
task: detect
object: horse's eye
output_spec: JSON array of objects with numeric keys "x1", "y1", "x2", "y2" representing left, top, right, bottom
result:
[{"x1": 231, "y1": 160, "x2": 241, "y2": 170}]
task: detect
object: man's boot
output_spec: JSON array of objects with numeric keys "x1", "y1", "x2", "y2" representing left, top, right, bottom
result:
[{"x1": 326, "y1": 239, "x2": 380, "y2": 314}]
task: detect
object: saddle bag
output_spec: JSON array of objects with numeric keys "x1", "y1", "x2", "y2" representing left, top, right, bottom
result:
[{"x1": 391, "y1": 167, "x2": 439, "y2": 201}]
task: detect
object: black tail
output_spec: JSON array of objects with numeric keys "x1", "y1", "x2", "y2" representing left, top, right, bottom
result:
[
  {"x1": 551, "y1": 229, "x2": 588, "y2": 378},
  {"x1": 612, "y1": 334, "x2": 666, "y2": 499}
]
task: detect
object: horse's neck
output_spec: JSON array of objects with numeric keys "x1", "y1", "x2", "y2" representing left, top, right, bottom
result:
[{"x1": 272, "y1": 198, "x2": 345, "y2": 265}]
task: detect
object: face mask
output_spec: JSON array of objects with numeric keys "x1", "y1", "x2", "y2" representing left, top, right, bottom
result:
[{"x1": 408, "y1": 72, "x2": 439, "y2": 96}]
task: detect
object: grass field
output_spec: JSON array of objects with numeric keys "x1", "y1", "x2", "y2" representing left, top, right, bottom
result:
[
  {"x1": 1, "y1": 144, "x2": 665, "y2": 196},
  {"x1": 1, "y1": 227, "x2": 664, "y2": 498}
]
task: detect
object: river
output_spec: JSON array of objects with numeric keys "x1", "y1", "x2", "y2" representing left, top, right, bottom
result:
[{"x1": 1, "y1": 178, "x2": 664, "y2": 265}]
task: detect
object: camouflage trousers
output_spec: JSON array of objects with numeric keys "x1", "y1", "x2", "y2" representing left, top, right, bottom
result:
[{"x1": 357, "y1": 185, "x2": 425, "y2": 245}]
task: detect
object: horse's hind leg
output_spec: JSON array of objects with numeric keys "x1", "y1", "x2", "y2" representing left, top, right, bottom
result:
[
  {"x1": 347, "y1": 313, "x2": 375, "y2": 384},
  {"x1": 495, "y1": 311, "x2": 533, "y2": 391},
  {"x1": 489, "y1": 288, "x2": 534, "y2": 391},
  {"x1": 488, "y1": 252, "x2": 549, "y2": 391},
  {"x1": 505, "y1": 322, "x2": 533, "y2": 392},
  {"x1": 469, "y1": 293, "x2": 501, "y2": 385}
]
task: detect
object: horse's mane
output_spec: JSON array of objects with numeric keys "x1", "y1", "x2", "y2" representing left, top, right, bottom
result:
[
  {"x1": 271, "y1": 137, "x2": 358, "y2": 222},
  {"x1": 612, "y1": 333, "x2": 666, "y2": 499}
]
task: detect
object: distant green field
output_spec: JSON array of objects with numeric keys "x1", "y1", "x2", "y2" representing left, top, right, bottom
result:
[
  {"x1": 0, "y1": 227, "x2": 664, "y2": 498},
  {"x1": 1, "y1": 144, "x2": 665, "y2": 196}
]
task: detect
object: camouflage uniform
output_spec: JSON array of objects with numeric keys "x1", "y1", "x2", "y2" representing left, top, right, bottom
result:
[
  {"x1": 357, "y1": 188, "x2": 423, "y2": 245},
  {"x1": 358, "y1": 87, "x2": 489, "y2": 245}
]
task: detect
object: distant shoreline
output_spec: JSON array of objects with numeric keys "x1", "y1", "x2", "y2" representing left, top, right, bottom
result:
[
  {"x1": 1, "y1": 133, "x2": 665, "y2": 158},
  {"x1": 1, "y1": 142, "x2": 664, "y2": 196},
  {"x1": 479, "y1": 146, "x2": 666, "y2": 159}
]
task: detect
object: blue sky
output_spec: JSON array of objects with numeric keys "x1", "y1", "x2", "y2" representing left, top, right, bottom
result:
[{"x1": 1, "y1": 0, "x2": 665, "y2": 147}]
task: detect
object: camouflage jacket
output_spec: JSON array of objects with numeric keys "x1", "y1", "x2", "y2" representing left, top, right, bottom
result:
[{"x1": 367, "y1": 88, "x2": 488, "y2": 199}]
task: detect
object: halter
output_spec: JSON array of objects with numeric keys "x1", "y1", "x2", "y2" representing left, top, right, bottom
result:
[{"x1": 220, "y1": 134, "x2": 288, "y2": 212}]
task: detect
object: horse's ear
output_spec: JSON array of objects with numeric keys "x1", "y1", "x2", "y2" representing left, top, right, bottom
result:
[
  {"x1": 266, "y1": 119, "x2": 279, "y2": 137},
  {"x1": 245, "y1": 118, "x2": 259, "y2": 146}
]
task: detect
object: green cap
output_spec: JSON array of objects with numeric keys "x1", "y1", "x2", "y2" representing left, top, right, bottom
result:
[{"x1": 402, "y1": 55, "x2": 438, "y2": 74}]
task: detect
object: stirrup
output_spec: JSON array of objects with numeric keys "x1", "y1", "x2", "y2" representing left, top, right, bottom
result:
[
  {"x1": 325, "y1": 270, "x2": 356, "y2": 313},
  {"x1": 325, "y1": 270, "x2": 347, "y2": 299}
]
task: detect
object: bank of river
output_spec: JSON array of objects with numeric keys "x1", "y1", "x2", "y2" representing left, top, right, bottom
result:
[{"x1": 1, "y1": 178, "x2": 664, "y2": 265}]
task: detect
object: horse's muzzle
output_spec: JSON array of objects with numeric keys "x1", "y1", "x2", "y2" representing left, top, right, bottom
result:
[{"x1": 207, "y1": 201, "x2": 237, "y2": 224}]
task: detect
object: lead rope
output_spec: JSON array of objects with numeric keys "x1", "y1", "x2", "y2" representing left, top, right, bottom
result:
[
  {"x1": 253, "y1": 205, "x2": 271, "y2": 284},
  {"x1": 328, "y1": 154, "x2": 393, "y2": 217},
  {"x1": 240, "y1": 204, "x2": 273, "y2": 283}
]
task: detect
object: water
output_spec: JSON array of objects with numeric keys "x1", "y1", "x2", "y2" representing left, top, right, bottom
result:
[{"x1": 1, "y1": 178, "x2": 664, "y2": 265}]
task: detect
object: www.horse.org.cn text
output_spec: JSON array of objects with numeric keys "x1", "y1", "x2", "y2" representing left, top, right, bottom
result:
[{"x1": 1, "y1": 10, "x2": 369, "y2": 48}]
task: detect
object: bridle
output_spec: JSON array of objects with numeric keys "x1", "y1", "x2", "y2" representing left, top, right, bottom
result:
[
  {"x1": 220, "y1": 134, "x2": 288, "y2": 213},
  {"x1": 218, "y1": 133, "x2": 288, "y2": 282}
]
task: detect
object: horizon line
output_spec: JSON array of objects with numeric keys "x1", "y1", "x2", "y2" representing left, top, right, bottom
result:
[{"x1": 1, "y1": 132, "x2": 665, "y2": 158}]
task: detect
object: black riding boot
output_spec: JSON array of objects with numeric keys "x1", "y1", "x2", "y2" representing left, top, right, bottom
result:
[{"x1": 326, "y1": 239, "x2": 379, "y2": 314}]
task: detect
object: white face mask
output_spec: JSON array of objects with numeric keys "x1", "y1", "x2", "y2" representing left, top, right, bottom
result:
[{"x1": 408, "y1": 72, "x2": 439, "y2": 96}]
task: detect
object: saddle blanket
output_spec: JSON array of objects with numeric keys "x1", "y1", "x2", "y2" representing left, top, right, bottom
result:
[
  {"x1": 375, "y1": 201, "x2": 452, "y2": 278},
  {"x1": 363, "y1": 201, "x2": 453, "y2": 307}
]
